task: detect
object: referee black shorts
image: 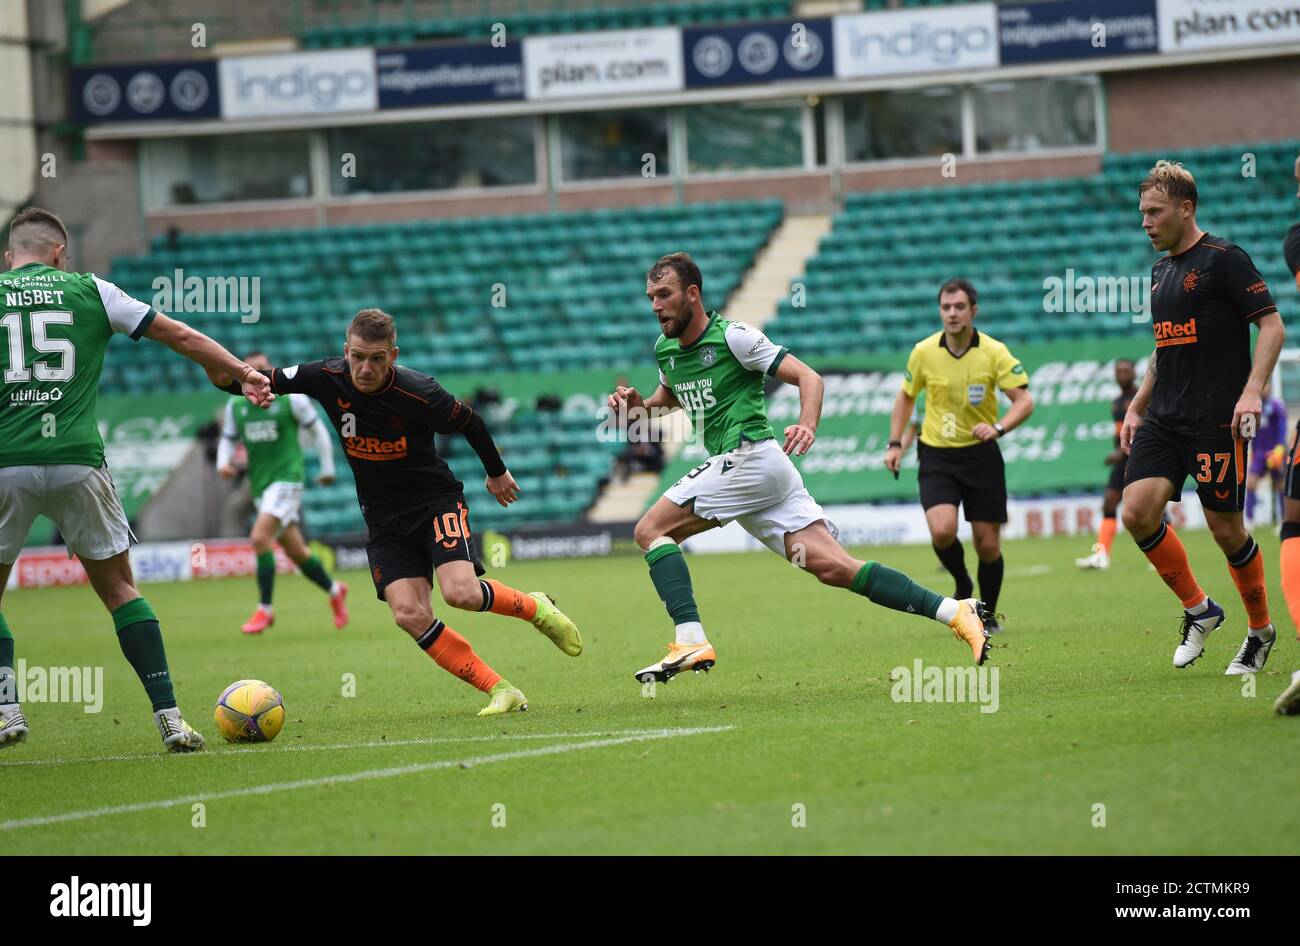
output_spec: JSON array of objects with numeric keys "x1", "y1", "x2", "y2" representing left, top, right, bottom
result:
[
  {"x1": 917, "y1": 440, "x2": 1008, "y2": 523},
  {"x1": 1124, "y1": 420, "x2": 1247, "y2": 513}
]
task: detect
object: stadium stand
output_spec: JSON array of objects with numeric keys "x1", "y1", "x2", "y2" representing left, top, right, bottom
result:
[
  {"x1": 99, "y1": 141, "x2": 1299, "y2": 537},
  {"x1": 767, "y1": 140, "x2": 1300, "y2": 357},
  {"x1": 103, "y1": 198, "x2": 783, "y2": 393},
  {"x1": 104, "y1": 199, "x2": 781, "y2": 536},
  {"x1": 300, "y1": 0, "x2": 792, "y2": 47}
]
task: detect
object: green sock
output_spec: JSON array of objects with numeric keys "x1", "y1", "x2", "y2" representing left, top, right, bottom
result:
[
  {"x1": 0, "y1": 612, "x2": 14, "y2": 705},
  {"x1": 851, "y1": 562, "x2": 943, "y2": 620},
  {"x1": 299, "y1": 555, "x2": 334, "y2": 592},
  {"x1": 112, "y1": 598, "x2": 176, "y2": 712},
  {"x1": 645, "y1": 542, "x2": 701, "y2": 625},
  {"x1": 256, "y1": 550, "x2": 276, "y2": 606}
]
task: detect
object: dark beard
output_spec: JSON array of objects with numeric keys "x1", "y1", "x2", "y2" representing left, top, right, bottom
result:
[{"x1": 661, "y1": 306, "x2": 692, "y2": 339}]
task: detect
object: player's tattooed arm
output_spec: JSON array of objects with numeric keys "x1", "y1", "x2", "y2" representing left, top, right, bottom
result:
[{"x1": 144, "y1": 312, "x2": 270, "y2": 406}]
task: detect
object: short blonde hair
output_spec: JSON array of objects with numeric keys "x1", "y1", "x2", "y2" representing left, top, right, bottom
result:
[
  {"x1": 348, "y1": 308, "x2": 396, "y2": 346},
  {"x1": 1139, "y1": 159, "x2": 1198, "y2": 208}
]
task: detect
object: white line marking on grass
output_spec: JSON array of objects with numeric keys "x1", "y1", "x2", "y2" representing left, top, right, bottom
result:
[
  {"x1": 0, "y1": 726, "x2": 733, "y2": 831},
  {"x1": 0, "y1": 727, "x2": 702, "y2": 768},
  {"x1": 1008, "y1": 565, "x2": 1051, "y2": 578}
]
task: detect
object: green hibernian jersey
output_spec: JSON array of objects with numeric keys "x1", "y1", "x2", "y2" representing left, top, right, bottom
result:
[
  {"x1": 222, "y1": 393, "x2": 320, "y2": 500},
  {"x1": 655, "y1": 312, "x2": 789, "y2": 456},
  {"x1": 0, "y1": 263, "x2": 155, "y2": 468}
]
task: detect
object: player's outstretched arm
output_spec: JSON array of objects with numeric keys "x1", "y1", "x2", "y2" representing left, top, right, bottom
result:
[
  {"x1": 773, "y1": 354, "x2": 822, "y2": 456},
  {"x1": 606, "y1": 383, "x2": 681, "y2": 413},
  {"x1": 144, "y1": 312, "x2": 271, "y2": 406}
]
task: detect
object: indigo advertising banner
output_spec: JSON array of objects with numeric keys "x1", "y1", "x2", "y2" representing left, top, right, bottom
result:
[
  {"x1": 999, "y1": 0, "x2": 1158, "y2": 63},
  {"x1": 377, "y1": 44, "x2": 524, "y2": 107}
]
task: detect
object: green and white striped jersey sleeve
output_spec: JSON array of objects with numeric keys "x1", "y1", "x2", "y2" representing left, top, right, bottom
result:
[
  {"x1": 724, "y1": 321, "x2": 787, "y2": 377},
  {"x1": 91, "y1": 275, "x2": 154, "y2": 340}
]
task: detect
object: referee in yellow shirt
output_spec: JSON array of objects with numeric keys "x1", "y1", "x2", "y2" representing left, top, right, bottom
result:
[{"x1": 884, "y1": 279, "x2": 1035, "y2": 630}]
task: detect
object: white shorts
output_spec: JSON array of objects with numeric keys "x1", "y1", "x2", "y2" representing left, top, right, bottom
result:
[
  {"x1": 256, "y1": 481, "x2": 304, "y2": 533},
  {"x1": 663, "y1": 439, "x2": 835, "y2": 554},
  {"x1": 0, "y1": 464, "x2": 135, "y2": 562}
]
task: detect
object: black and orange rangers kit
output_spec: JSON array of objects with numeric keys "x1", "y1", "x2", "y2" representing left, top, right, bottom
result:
[
  {"x1": 259, "y1": 358, "x2": 507, "y2": 599},
  {"x1": 1126, "y1": 234, "x2": 1279, "y2": 511}
]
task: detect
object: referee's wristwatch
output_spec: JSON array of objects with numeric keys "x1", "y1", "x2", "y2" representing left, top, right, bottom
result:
[{"x1": 993, "y1": 423, "x2": 1006, "y2": 438}]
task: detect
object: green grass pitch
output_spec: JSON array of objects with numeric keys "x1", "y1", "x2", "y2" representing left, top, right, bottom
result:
[{"x1": 3, "y1": 530, "x2": 1297, "y2": 854}]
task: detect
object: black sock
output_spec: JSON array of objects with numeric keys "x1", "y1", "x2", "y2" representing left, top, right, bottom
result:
[
  {"x1": 977, "y1": 555, "x2": 1005, "y2": 613},
  {"x1": 933, "y1": 539, "x2": 973, "y2": 599}
]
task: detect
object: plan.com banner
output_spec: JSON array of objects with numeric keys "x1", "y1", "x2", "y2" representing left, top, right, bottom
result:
[
  {"x1": 655, "y1": 335, "x2": 1149, "y2": 505},
  {"x1": 1158, "y1": 0, "x2": 1300, "y2": 52},
  {"x1": 523, "y1": 27, "x2": 685, "y2": 100}
]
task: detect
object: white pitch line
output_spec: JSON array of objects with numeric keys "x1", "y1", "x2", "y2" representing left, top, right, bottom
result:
[
  {"x1": 1008, "y1": 564, "x2": 1052, "y2": 578},
  {"x1": 0, "y1": 726, "x2": 733, "y2": 831},
  {"x1": 0, "y1": 727, "x2": 696, "y2": 769}
]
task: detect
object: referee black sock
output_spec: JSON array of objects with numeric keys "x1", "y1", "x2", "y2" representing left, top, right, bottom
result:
[
  {"x1": 977, "y1": 555, "x2": 1005, "y2": 614},
  {"x1": 933, "y1": 539, "x2": 973, "y2": 599}
]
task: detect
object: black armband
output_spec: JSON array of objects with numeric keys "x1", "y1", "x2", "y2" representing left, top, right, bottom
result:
[{"x1": 460, "y1": 410, "x2": 507, "y2": 478}]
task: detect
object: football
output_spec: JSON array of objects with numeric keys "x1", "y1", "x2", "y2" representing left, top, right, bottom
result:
[{"x1": 214, "y1": 679, "x2": 286, "y2": 743}]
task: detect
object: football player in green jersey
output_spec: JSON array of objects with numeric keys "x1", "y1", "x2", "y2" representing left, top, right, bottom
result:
[
  {"x1": 0, "y1": 207, "x2": 272, "y2": 753},
  {"x1": 608, "y1": 253, "x2": 992, "y2": 683},
  {"x1": 218, "y1": 351, "x2": 348, "y2": 635}
]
